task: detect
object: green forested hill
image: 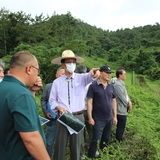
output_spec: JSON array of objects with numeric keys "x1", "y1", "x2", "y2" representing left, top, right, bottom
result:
[
  {"x1": 1, "y1": 8, "x2": 160, "y2": 159},
  {"x1": 0, "y1": 8, "x2": 160, "y2": 83}
]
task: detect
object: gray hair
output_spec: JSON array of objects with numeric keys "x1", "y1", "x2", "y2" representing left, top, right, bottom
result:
[
  {"x1": 56, "y1": 67, "x2": 63, "y2": 73},
  {"x1": 76, "y1": 65, "x2": 87, "y2": 73},
  {"x1": 0, "y1": 59, "x2": 5, "y2": 68}
]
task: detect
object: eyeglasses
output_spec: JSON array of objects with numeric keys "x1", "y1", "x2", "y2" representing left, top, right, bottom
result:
[{"x1": 31, "y1": 65, "x2": 40, "y2": 74}]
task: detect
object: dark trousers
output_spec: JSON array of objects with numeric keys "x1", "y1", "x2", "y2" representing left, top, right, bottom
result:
[
  {"x1": 45, "y1": 119, "x2": 57, "y2": 159},
  {"x1": 80, "y1": 110, "x2": 93, "y2": 157},
  {"x1": 88, "y1": 119, "x2": 112, "y2": 158},
  {"x1": 116, "y1": 115, "x2": 127, "y2": 141},
  {"x1": 83, "y1": 110, "x2": 93, "y2": 143},
  {"x1": 53, "y1": 114, "x2": 84, "y2": 160}
]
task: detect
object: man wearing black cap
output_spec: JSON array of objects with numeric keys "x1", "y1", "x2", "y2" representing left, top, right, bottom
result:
[{"x1": 87, "y1": 65, "x2": 117, "y2": 158}]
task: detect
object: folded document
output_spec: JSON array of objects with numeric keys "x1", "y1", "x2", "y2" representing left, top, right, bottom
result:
[
  {"x1": 58, "y1": 112, "x2": 85, "y2": 134},
  {"x1": 39, "y1": 115, "x2": 50, "y2": 126}
]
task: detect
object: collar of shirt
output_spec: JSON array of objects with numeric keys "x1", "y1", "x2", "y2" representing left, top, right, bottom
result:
[
  {"x1": 63, "y1": 73, "x2": 75, "y2": 80},
  {"x1": 96, "y1": 79, "x2": 101, "y2": 85},
  {"x1": 96, "y1": 79, "x2": 110, "y2": 85},
  {"x1": 116, "y1": 79, "x2": 125, "y2": 86}
]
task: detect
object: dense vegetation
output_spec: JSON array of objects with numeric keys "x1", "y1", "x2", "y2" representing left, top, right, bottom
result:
[
  {"x1": 36, "y1": 70, "x2": 160, "y2": 160},
  {"x1": 1, "y1": 8, "x2": 160, "y2": 159},
  {"x1": 0, "y1": 8, "x2": 160, "y2": 83}
]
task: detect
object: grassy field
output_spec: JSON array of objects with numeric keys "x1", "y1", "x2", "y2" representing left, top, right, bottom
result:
[{"x1": 36, "y1": 66, "x2": 160, "y2": 160}]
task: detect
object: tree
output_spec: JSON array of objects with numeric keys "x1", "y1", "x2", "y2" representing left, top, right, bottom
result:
[{"x1": 0, "y1": 8, "x2": 10, "y2": 57}]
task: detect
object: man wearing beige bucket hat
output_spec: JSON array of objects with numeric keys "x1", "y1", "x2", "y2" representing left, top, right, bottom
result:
[
  {"x1": 51, "y1": 50, "x2": 85, "y2": 65},
  {"x1": 49, "y1": 50, "x2": 99, "y2": 160}
]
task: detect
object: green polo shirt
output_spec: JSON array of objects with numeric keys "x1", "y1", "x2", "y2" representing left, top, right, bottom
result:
[{"x1": 0, "y1": 75, "x2": 46, "y2": 160}]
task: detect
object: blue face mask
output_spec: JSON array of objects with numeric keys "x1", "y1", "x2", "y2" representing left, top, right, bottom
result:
[{"x1": 0, "y1": 79, "x2": 3, "y2": 83}]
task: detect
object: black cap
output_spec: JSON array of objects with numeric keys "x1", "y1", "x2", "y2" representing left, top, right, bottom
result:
[{"x1": 100, "y1": 65, "x2": 114, "y2": 73}]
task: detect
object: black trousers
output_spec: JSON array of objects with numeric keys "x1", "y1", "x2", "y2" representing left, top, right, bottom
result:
[{"x1": 116, "y1": 115, "x2": 127, "y2": 141}]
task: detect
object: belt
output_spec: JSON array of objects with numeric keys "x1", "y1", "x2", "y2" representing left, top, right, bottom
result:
[{"x1": 72, "y1": 110, "x2": 84, "y2": 115}]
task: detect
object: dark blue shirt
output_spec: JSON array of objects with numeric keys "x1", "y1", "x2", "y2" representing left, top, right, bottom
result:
[{"x1": 87, "y1": 80, "x2": 116, "y2": 121}]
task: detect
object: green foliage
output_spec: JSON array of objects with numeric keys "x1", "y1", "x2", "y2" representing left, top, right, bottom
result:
[
  {"x1": 87, "y1": 73, "x2": 160, "y2": 160},
  {"x1": 10, "y1": 43, "x2": 60, "y2": 83},
  {"x1": 0, "y1": 8, "x2": 160, "y2": 82},
  {"x1": 36, "y1": 71, "x2": 160, "y2": 160},
  {"x1": 1, "y1": 8, "x2": 160, "y2": 159},
  {"x1": 147, "y1": 67, "x2": 160, "y2": 80}
]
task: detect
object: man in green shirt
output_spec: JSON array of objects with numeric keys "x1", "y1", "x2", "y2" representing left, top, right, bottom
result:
[{"x1": 0, "y1": 51, "x2": 50, "y2": 160}]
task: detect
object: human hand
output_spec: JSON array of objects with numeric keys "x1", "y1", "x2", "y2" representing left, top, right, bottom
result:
[
  {"x1": 128, "y1": 101, "x2": 132, "y2": 112},
  {"x1": 56, "y1": 106, "x2": 67, "y2": 114},
  {"x1": 46, "y1": 113, "x2": 52, "y2": 119},
  {"x1": 30, "y1": 76, "x2": 43, "y2": 92},
  {"x1": 88, "y1": 118, "x2": 95, "y2": 126},
  {"x1": 93, "y1": 70, "x2": 100, "y2": 79},
  {"x1": 113, "y1": 116, "x2": 117, "y2": 126},
  {"x1": 90, "y1": 68, "x2": 100, "y2": 78}
]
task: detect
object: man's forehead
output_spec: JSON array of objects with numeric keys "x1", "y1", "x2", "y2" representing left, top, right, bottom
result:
[
  {"x1": 122, "y1": 71, "x2": 126, "y2": 74},
  {"x1": 58, "y1": 68, "x2": 65, "y2": 72}
]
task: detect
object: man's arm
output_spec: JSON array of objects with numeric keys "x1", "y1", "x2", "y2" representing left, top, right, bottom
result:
[
  {"x1": 87, "y1": 98, "x2": 94, "y2": 125},
  {"x1": 49, "y1": 81, "x2": 67, "y2": 114},
  {"x1": 81, "y1": 68, "x2": 100, "y2": 86},
  {"x1": 90, "y1": 68, "x2": 100, "y2": 78},
  {"x1": 49, "y1": 81, "x2": 59, "y2": 110},
  {"x1": 112, "y1": 98, "x2": 117, "y2": 126},
  {"x1": 20, "y1": 131, "x2": 50, "y2": 160},
  {"x1": 114, "y1": 84, "x2": 128, "y2": 107}
]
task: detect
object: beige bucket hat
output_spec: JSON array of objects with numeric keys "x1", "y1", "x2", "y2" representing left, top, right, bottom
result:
[{"x1": 51, "y1": 50, "x2": 85, "y2": 64}]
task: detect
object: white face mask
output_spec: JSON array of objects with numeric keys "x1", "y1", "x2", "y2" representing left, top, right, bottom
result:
[
  {"x1": 0, "y1": 79, "x2": 3, "y2": 83},
  {"x1": 66, "y1": 63, "x2": 76, "y2": 73}
]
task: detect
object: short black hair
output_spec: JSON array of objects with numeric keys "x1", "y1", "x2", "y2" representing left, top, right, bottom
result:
[
  {"x1": 116, "y1": 67, "x2": 125, "y2": 78},
  {"x1": 4, "y1": 68, "x2": 10, "y2": 75}
]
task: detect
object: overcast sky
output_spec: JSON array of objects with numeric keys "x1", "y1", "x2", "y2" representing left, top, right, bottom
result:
[{"x1": 1, "y1": 0, "x2": 160, "y2": 31}]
